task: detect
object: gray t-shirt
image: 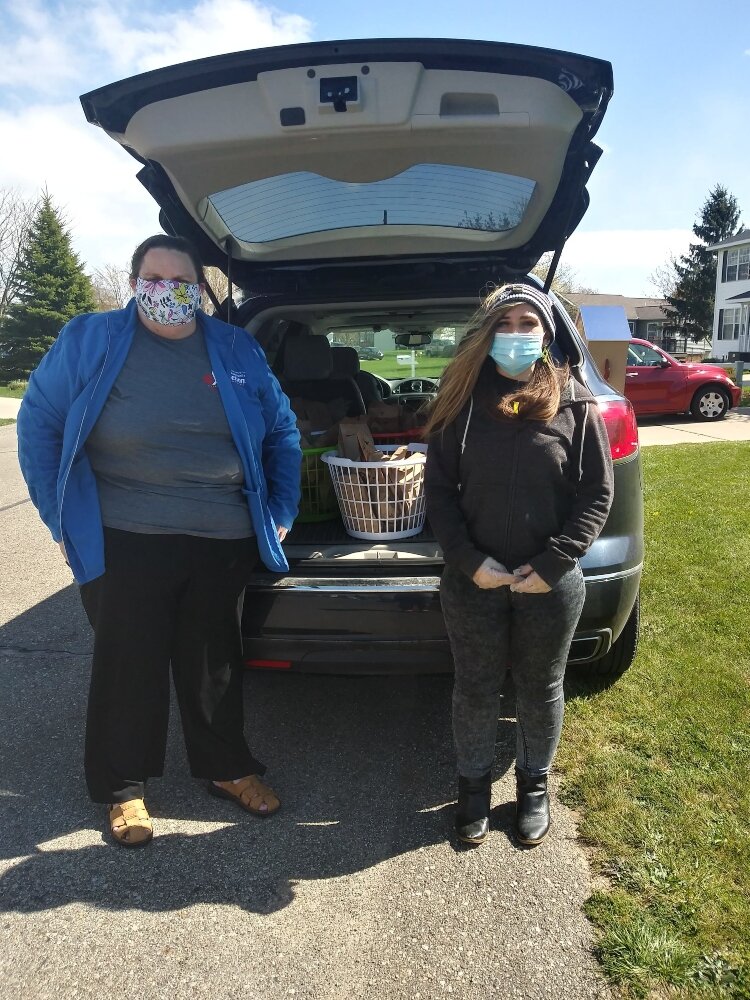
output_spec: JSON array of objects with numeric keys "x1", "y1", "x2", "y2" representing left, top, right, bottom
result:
[{"x1": 85, "y1": 321, "x2": 254, "y2": 538}]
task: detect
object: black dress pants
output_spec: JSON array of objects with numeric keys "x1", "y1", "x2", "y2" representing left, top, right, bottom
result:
[{"x1": 80, "y1": 528, "x2": 264, "y2": 804}]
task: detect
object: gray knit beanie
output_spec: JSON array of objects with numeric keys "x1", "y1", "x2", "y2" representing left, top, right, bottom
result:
[{"x1": 483, "y1": 283, "x2": 556, "y2": 341}]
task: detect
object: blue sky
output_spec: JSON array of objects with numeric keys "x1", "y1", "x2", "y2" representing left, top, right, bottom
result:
[{"x1": 1, "y1": 0, "x2": 747, "y2": 294}]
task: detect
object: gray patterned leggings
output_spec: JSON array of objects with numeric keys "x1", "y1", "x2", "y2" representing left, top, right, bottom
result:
[{"x1": 440, "y1": 562, "x2": 586, "y2": 780}]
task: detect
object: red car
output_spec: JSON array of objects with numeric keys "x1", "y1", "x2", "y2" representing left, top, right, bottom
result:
[{"x1": 625, "y1": 339, "x2": 741, "y2": 421}]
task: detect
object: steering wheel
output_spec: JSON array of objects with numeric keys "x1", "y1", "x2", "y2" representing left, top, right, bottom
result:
[{"x1": 392, "y1": 378, "x2": 439, "y2": 394}]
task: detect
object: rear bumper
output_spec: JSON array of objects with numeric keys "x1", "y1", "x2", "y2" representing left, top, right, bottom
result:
[{"x1": 241, "y1": 564, "x2": 642, "y2": 674}]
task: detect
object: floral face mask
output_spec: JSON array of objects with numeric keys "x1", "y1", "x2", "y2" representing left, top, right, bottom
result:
[{"x1": 134, "y1": 278, "x2": 202, "y2": 326}]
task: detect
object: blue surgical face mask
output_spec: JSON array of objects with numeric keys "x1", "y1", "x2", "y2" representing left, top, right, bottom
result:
[{"x1": 489, "y1": 331, "x2": 544, "y2": 377}]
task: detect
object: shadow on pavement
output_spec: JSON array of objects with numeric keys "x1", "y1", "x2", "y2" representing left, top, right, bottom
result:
[{"x1": 0, "y1": 586, "x2": 522, "y2": 915}]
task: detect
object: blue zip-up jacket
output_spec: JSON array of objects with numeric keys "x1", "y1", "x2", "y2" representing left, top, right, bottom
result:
[{"x1": 17, "y1": 300, "x2": 301, "y2": 583}]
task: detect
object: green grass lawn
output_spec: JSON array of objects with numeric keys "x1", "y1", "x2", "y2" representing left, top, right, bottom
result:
[
  {"x1": 360, "y1": 350, "x2": 451, "y2": 381},
  {"x1": 559, "y1": 443, "x2": 750, "y2": 998},
  {"x1": 0, "y1": 417, "x2": 16, "y2": 426},
  {"x1": 0, "y1": 384, "x2": 25, "y2": 399}
]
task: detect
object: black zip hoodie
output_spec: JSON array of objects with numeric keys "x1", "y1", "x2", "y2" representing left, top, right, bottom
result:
[{"x1": 425, "y1": 360, "x2": 614, "y2": 587}]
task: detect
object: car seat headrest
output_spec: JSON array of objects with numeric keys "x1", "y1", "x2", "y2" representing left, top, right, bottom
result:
[
  {"x1": 282, "y1": 333, "x2": 333, "y2": 380},
  {"x1": 331, "y1": 345, "x2": 360, "y2": 378}
]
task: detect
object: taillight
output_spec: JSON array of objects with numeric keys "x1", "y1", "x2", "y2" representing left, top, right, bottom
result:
[
  {"x1": 244, "y1": 658, "x2": 292, "y2": 670},
  {"x1": 598, "y1": 398, "x2": 639, "y2": 461}
]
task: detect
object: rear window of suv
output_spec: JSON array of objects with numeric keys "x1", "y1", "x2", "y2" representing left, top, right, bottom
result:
[{"x1": 206, "y1": 165, "x2": 536, "y2": 243}]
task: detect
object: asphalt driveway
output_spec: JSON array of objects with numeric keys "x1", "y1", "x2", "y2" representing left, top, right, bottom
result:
[
  {"x1": 0, "y1": 423, "x2": 613, "y2": 1000},
  {"x1": 3, "y1": 404, "x2": 747, "y2": 999}
]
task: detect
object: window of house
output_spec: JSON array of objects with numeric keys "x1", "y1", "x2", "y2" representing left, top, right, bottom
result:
[
  {"x1": 719, "y1": 307, "x2": 742, "y2": 340},
  {"x1": 646, "y1": 321, "x2": 664, "y2": 340},
  {"x1": 724, "y1": 247, "x2": 750, "y2": 282},
  {"x1": 627, "y1": 320, "x2": 636, "y2": 335}
]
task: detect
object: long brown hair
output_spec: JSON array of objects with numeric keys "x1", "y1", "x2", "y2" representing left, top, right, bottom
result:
[{"x1": 423, "y1": 292, "x2": 569, "y2": 435}]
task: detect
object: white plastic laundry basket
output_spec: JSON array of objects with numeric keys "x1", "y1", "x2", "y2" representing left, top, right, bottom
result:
[{"x1": 321, "y1": 444, "x2": 428, "y2": 541}]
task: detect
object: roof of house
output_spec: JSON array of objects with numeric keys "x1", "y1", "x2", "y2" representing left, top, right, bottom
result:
[
  {"x1": 565, "y1": 292, "x2": 670, "y2": 321},
  {"x1": 707, "y1": 227, "x2": 750, "y2": 251},
  {"x1": 726, "y1": 289, "x2": 750, "y2": 301},
  {"x1": 634, "y1": 305, "x2": 670, "y2": 321}
]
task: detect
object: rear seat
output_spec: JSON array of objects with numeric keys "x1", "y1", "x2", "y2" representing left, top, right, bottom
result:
[
  {"x1": 330, "y1": 345, "x2": 385, "y2": 406},
  {"x1": 280, "y1": 330, "x2": 366, "y2": 417}
]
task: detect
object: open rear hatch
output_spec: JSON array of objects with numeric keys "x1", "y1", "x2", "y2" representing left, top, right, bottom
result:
[
  {"x1": 81, "y1": 39, "x2": 614, "y2": 565},
  {"x1": 81, "y1": 38, "x2": 613, "y2": 294}
]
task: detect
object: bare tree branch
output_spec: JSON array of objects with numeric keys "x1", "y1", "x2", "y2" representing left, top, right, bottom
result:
[
  {"x1": 202, "y1": 266, "x2": 229, "y2": 314},
  {"x1": 531, "y1": 252, "x2": 597, "y2": 320},
  {"x1": 647, "y1": 256, "x2": 679, "y2": 299},
  {"x1": 90, "y1": 263, "x2": 132, "y2": 311},
  {"x1": 0, "y1": 187, "x2": 38, "y2": 325}
]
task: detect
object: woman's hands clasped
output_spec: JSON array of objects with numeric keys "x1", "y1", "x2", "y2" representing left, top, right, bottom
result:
[
  {"x1": 471, "y1": 558, "x2": 552, "y2": 593},
  {"x1": 471, "y1": 557, "x2": 522, "y2": 590},
  {"x1": 509, "y1": 563, "x2": 552, "y2": 594}
]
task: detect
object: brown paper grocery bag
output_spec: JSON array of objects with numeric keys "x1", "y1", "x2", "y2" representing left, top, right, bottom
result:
[
  {"x1": 341, "y1": 471, "x2": 382, "y2": 533},
  {"x1": 390, "y1": 451, "x2": 427, "y2": 515},
  {"x1": 361, "y1": 441, "x2": 387, "y2": 462},
  {"x1": 337, "y1": 420, "x2": 375, "y2": 460},
  {"x1": 366, "y1": 400, "x2": 402, "y2": 433}
]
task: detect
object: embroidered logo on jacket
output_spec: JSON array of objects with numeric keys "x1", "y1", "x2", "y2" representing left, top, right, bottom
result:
[{"x1": 230, "y1": 370, "x2": 246, "y2": 385}]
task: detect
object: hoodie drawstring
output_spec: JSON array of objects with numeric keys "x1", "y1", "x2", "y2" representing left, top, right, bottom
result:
[
  {"x1": 461, "y1": 395, "x2": 474, "y2": 454},
  {"x1": 579, "y1": 402, "x2": 588, "y2": 482}
]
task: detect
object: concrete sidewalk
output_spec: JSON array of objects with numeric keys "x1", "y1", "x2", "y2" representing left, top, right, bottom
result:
[
  {"x1": 0, "y1": 397, "x2": 21, "y2": 419},
  {"x1": 637, "y1": 408, "x2": 750, "y2": 446}
]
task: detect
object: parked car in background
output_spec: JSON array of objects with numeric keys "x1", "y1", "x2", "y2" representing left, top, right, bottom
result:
[
  {"x1": 626, "y1": 339, "x2": 741, "y2": 421},
  {"x1": 422, "y1": 341, "x2": 456, "y2": 357},
  {"x1": 357, "y1": 346, "x2": 384, "y2": 361},
  {"x1": 82, "y1": 37, "x2": 642, "y2": 679}
]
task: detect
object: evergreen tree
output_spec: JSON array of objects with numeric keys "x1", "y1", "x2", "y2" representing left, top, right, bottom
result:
[
  {"x1": 666, "y1": 185, "x2": 741, "y2": 339},
  {"x1": 0, "y1": 192, "x2": 95, "y2": 379}
]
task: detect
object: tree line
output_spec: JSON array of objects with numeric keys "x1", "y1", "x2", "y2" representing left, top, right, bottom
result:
[
  {"x1": 0, "y1": 183, "x2": 743, "y2": 382},
  {"x1": 0, "y1": 190, "x2": 126, "y2": 380}
]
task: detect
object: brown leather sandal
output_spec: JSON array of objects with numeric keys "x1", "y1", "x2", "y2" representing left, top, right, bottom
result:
[
  {"x1": 108, "y1": 799, "x2": 153, "y2": 847},
  {"x1": 209, "y1": 775, "x2": 280, "y2": 817}
]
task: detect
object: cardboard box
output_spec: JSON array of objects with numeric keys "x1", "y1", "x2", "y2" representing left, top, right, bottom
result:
[{"x1": 576, "y1": 305, "x2": 631, "y2": 394}]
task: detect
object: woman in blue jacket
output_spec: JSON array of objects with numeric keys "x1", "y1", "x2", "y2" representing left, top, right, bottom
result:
[{"x1": 17, "y1": 234, "x2": 301, "y2": 848}]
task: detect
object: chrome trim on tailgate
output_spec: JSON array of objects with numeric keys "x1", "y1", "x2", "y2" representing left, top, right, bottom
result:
[
  {"x1": 583, "y1": 563, "x2": 643, "y2": 583},
  {"x1": 253, "y1": 565, "x2": 642, "y2": 591},
  {"x1": 253, "y1": 577, "x2": 442, "y2": 592}
]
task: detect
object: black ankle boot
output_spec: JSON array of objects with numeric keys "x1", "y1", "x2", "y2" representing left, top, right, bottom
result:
[
  {"x1": 455, "y1": 772, "x2": 492, "y2": 844},
  {"x1": 515, "y1": 768, "x2": 550, "y2": 845}
]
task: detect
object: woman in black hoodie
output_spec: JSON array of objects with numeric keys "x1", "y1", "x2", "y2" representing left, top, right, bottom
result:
[{"x1": 424, "y1": 283, "x2": 613, "y2": 846}]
